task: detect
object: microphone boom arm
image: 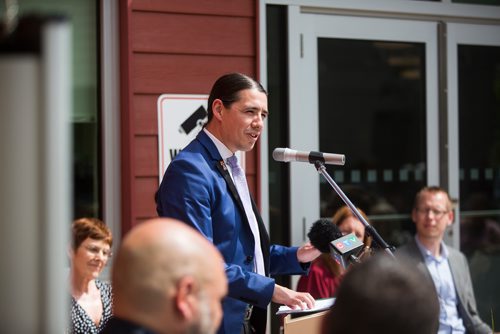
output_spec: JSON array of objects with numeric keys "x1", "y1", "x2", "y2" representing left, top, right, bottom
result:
[{"x1": 314, "y1": 160, "x2": 395, "y2": 258}]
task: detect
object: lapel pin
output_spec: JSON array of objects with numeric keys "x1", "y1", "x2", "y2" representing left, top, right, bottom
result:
[{"x1": 219, "y1": 159, "x2": 227, "y2": 171}]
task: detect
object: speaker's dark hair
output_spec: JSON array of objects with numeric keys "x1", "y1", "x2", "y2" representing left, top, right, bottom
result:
[{"x1": 206, "y1": 72, "x2": 267, "y2": 124}]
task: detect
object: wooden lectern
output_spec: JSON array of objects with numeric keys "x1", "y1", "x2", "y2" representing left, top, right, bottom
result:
[{"x1": 283, "y1": 310, "x2": 329, "y2": 334}]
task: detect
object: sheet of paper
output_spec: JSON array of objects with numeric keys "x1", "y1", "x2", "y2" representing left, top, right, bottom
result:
[{"x1": 276, "y1": 297, "x2": 335, "y2": 315}]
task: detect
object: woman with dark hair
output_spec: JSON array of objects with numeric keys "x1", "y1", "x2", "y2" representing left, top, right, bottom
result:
[
  {"x1": 69, "y1": 218, "x2": 113, "y2": 334},
  {"x1": 296, "y1": 206, "x2": 372, "y2": 299}
]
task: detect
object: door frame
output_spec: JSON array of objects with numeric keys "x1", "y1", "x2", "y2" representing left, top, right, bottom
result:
[
  {"x1": 446, "y1": 22, "x2": 500, "y2": 246},
  {"x1": 287, "y1": 8, "x2": 440, "y2": 247}
]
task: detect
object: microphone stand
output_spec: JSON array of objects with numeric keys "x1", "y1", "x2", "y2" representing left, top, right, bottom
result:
[{"x1": 313, "y1": 160, "x2": 395, "y2": 258}]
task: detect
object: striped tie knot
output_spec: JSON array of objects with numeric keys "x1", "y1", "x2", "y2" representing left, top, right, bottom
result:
[{"x1": 226, "y1": 155, "x2": 239, "y2": 169}]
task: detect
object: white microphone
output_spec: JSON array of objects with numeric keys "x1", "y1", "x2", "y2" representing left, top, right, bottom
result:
[{"x1": 272, "y1": 147, "x2": 345, "y2": 166}]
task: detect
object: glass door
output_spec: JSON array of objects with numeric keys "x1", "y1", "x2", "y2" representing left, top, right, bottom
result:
[
  {"x1": 447, "y1": 22, "x2": 500, "y2": 327},
  {"x1": 288, "y1": 7, "x2": 439, "y2": 249}
]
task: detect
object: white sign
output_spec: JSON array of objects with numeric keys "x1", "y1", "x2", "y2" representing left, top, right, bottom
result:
[
  {"x1": 157, "y1": 94, "x2": 246, "y2": 184},
  {"x1": 157, "y1": 94, "x2": 208, "y2": 182}
]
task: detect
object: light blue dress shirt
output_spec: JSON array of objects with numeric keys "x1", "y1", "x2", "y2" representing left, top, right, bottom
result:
[{"x1": 415, "y1": 237, "x2": 466, "y2": 334}]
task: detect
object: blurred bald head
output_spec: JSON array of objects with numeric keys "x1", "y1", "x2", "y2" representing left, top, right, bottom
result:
[{"x1": 112, "y1": 218, "x2": 227, "y2": 334}]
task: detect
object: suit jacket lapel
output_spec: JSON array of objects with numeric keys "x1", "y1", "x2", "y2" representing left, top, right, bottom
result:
[
  {"x1": 408, "y1": 240, "x2": 435, "y2": 283},
  {"x1": 215, "y1": 156, "x2": 272, "y2": 275},
  {"x1": 447, "y1": 250, "x2": 469, "y2": 319},
  {"x1": 215, "y1": 159, "x2": 246, "y2": 214},
  {"x1": 198, "y1": 130, "x2": 270, "y2": 274},
  {"x1": 447, "y1": 250, "x2": 462, "y2": 290},
  {"x1": 196, "y1": 131, "x2": 248, "y2": 215},
  {"x1": 196, "y1": 130, "x2": 246, "y2": 211}
]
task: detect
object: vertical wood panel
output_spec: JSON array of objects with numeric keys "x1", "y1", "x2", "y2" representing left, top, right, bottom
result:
[
  {"x1": 134, "y1": 135, "x2": 158, "y2": 177},
  {"x1": 133, "y1": 94, "x2": 158, "y2": 135},
  {"x1": 119, "y1": 0, "x2": 135, "y2": 237},
  {"x1": 134, "y1": 177, "x2": 159, "y2": 219}
]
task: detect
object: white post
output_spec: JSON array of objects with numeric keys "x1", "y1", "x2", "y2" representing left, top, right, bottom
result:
[{"x1": 0, "y1": 18, "x2": 72, "y2": 333}]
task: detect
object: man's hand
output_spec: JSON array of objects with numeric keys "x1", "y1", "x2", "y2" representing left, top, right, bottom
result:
[
  {"x1": 297, "y1": 242, "x2": 321, "y2": 263},
  {"x1": 272, "y1": 284, "x2": 315, "y2": 310}
]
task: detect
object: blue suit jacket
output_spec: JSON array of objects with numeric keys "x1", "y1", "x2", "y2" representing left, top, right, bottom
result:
[{"x1": 156, "y1": 130, "x2": 308, "y2": 334}]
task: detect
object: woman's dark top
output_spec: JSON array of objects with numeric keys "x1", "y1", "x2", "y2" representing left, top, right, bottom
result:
[{"x1": 69, "y1": 279, "x2": 113, "y2": 334}]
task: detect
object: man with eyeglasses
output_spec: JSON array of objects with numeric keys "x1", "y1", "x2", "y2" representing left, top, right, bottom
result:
[{"x1": 396, "y1": 186, "x2": 492, "y2": 334}]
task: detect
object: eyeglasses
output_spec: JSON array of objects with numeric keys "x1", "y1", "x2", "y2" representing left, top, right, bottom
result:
[
  {"x1": 84, "y1": 245, "x2": 112, "y2": 258},
  {"x1": 415, "y1": 207, "x2": 449, "y2": 219}
]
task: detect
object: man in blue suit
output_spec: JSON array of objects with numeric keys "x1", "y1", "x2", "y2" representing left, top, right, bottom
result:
[{"x1": 156, "y1": 73, "x2": 320, "y2": 334}]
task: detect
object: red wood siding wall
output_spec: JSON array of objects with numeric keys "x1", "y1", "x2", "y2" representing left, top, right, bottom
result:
[{"x1": 119, "y1": 0, "x2": 260, "y2": 235}]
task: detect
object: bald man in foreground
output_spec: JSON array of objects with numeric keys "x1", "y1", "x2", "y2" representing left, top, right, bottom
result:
[{"x1": 101, "y1": 218, "x2": 228, "y2": 334}]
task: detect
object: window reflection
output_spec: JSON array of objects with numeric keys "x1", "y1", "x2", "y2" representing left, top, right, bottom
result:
[
  {"x1": 458, "y1": 44, "x2": 500, "y2": 325},
  {"x1": 318, "y1": 38, "x2": 426, "y2": 247},
  {"x1": 14, "y1": 0, "x2": 101, "y2": 219}
]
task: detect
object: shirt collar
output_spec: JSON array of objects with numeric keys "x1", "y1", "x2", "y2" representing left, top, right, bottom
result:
[
  {"x1": 203, "y1": 128, "x2": 234, "y2": 161},
  {"x1": 414, "y1": 235, "x2": 449, "y2": 261}
]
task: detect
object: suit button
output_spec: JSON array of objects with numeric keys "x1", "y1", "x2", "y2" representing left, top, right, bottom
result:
[{"x1": 245, "y1": 255, "x2": 254, "y2": 264}]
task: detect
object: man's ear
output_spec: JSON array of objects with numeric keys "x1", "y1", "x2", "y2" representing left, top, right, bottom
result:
[
  {"x1": 446, "y1": 209, "x2": 454, "y2": 226},
  {"x1": 175, "y1": 276, "x2": 197, "y2": 321},
  {"x1": 212, "y1": 99, "x2": 224, "y2": 121},
  {"x1": 411, "y1": 208, "x2": 418, "y2": 224},
  {"x1": 68, "y1": 245, "x2": 74, "y2": 258}
]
